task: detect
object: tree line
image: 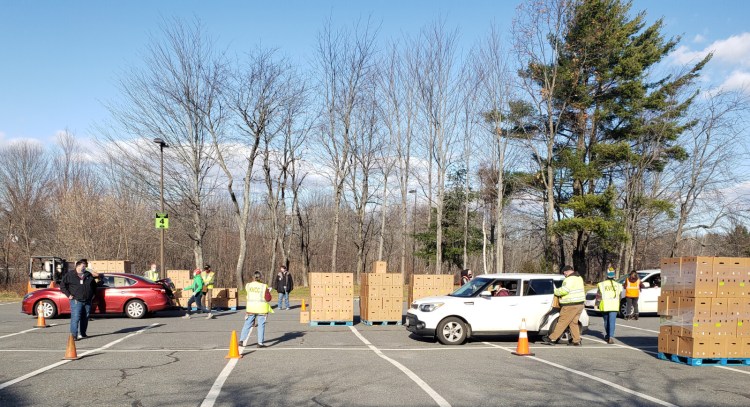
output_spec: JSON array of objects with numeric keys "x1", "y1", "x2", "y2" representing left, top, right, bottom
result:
[{"x1": 2, "y1": 0, "x2": 748, "y2": 291}]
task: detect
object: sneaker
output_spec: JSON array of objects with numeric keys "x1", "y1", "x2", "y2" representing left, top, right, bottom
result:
[
  {"x1": 205, "y1": 313, "x2": 214, "y2": 319},
  {"x1": 77, "y1": 334, "x2": 84, "y2": 340},
  {"x1": 604, "y1": 335, "x2": 610, "y2": 342},
  {"x1": 541, "y1": 336, "x2": 555, "y2": 346},
  {"x1": 241, "y1": 338, "x2": 249, "y2": 347},
  {"x1": 182, "y1": 314, "x2": 191, "y2": 319},
  {"x1": 607, "y1": 338, "x2": 615, "y2": 344},
  {"x1": 284, "y1": 308, "x2": 291, "y2": 310},
  {"x1": 257, "y1": 343, "x2": 266, "y2": 348}
]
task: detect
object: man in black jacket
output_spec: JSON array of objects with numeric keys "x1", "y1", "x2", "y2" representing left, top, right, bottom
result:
[
  {"x1": 274, "y1": 265, "x2": 293, "y2": 310},
  {"x1": 60, "y1": 259, "x2": 99, "y2": 340}
]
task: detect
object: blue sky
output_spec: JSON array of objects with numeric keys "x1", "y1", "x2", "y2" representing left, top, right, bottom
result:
[{"x1": 1, "y1": 0, "x2": 748, "y2": 146}]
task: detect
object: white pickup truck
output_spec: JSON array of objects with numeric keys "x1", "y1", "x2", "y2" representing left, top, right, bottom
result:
[{"x1": 405, "y1": 273, "x2": 590, "y2": 345}]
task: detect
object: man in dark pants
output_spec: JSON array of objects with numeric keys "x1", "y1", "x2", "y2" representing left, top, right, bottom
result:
[
  {"x1": 274, "y1": 265, "x2": 294, "y2": 310},
  {"x1": 60, "y1": 259, "x2": 99, "y2": 340}
]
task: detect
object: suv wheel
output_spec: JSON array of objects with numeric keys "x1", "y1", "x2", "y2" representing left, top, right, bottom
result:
[{"x1": 437, "y1": 317, "x2": 468, "y2": 345}]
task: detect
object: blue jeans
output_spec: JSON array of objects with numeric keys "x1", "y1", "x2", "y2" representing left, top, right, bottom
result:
[
  {"x1": 602, "y1": 311, "x2": 617, "y2": 339},
  {"x1": 69, "y1": 299, "x2": 91, "y2": 337},
  {"x1": 187, "y1": 292, "x2": 208, "y2": 313},
  {"x1": 240, "y1": 313, "x2": 267, "y2": 345},
  {"x1": 277, "y1": 292, "x2": 289, "y2": 309}
]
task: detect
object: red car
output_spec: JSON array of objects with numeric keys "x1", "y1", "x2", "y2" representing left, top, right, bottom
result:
[{"x1": 22, "y1": 273, "x2": 176, "y2": 319}]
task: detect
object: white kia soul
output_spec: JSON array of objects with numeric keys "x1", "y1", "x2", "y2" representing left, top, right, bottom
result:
[{"x1": 405, "y1": 273, "x2": 589, "y2": 345}]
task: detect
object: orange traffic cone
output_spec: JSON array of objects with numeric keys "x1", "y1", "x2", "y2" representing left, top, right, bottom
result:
[
  {"x1": 63, "y1": 334, "x2": 79, "y2": 360},
  {"x1": 35, "y1": 308, "x2": 48, "y2": 328},
  {"x1": 225, "y1": 330, "x2": 242, "y2": 359},
  {"x1": 49, "y1": 280, "x2": 56, "y2": 288},
  {"x1": 512, "y1": 318, "x2": 535, "y2": 356},
  {"x1": 27, "y1": 281, "x2": 33, "y2": 294},
  {"x1": 301, "y1": 299, "x2": 306, "y2": 311}
]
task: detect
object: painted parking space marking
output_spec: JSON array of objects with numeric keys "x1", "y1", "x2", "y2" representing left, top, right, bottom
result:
[
  {"x1": 350, "y1": 326, "x2": 451, "y2": 407},
  {"x1": 0, "y1": 323, "x2": 159, "y2": 391},
  {"x1": 616, "y1": 323, "x2": 659, "y2": 334},
  {"x1": 0, "y1": 325, "x2": 59, "y2": 340},
  {"x1": 200, "y1": 346, "x2": 245, "y2": 407},
  {"x1": 0, "y1": 302, "x2": 20, "y2": 306},
  {"x1": 715, "y1": 366, "x2": 750, "y2": 375},
  {"x1": 483, "y1": 342, "x2": 678, "y2": 407}
]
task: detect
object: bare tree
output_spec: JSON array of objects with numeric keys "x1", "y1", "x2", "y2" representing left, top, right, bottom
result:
[
  {"x1": 314, "y1": 19, "x2": 378, "y2": 273},
  {"x1": 103, "y1": 18, "x2": 221, "y2": 270}
]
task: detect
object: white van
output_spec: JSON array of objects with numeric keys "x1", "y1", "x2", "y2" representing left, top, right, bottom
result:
[{"x1": 405, "y1": 273, "x2": 590, "y2": 345}]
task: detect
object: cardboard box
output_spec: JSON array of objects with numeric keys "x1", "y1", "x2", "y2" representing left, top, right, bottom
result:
[
  {"x1": 711, "y1": 319, "x2": 737, "y2": 337},
  {"x1": 211, "y1": 288, "x2": 227, "y2": 299},
  {"x1": 658, "y1": 333, "x2": 671, "y2": 353},
  {"x1": 373, "y1": 261, "x2": 387, "y2": 274},
  {"x1": 310, "y1": 309, "x2": 324, "y2": 320},
  {"x1": 736, "y1": 320, "x2": 750, "y2": 337},
  {"x1": 694, "y1": 298, "x2": 711, "y2": 318},
  {"x1": 300, "y1": 311, "x2": 310, "y2": 324},
  {"x1": 167, "y1": 270, "x2": 192, "y2": 281},
  {"x1": 726, "y1": 338, "x2": 744, "y2": 358},
  {"x1": 711, "y1": 298, "x2": 728, "y2": 318},
  {"x1": 741, "y1": 337, "x2": 750, "y2": 356},
  {"x1": 678, "y1": 336, "x2": 726, "y2": 358},
  {"x1": 658, "y1": 295, "x2": 670, "y2": 316}
]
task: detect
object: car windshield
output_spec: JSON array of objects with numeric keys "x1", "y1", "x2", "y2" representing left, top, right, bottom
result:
[{"x1": 451, "y1": 278, "x2": 493, "y2": 298}]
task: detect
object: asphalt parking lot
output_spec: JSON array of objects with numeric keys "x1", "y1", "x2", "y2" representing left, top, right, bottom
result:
[{"x1": 0, "y1": 300, "x2": 748, "y2": 407}]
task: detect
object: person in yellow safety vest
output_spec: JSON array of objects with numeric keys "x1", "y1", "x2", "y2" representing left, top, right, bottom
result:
[
  {"x1": 144, "y1": 263, "x2": 159, "y2": 281},
  {"x1": 623, "y1": 271, "x2": 643, "y2": 320},
  {"x1": 597, "y1": 268, "x2": 623, "y2": 344},
  {"x1": 239, "y1": 271, "x2": 273, "y2": 348},
  {"x1": 542, "y1": 265, "x2": 585, "y2": 346},
  {"x1": 202, "y1": 265, "x2": 216, "y2": 319}
]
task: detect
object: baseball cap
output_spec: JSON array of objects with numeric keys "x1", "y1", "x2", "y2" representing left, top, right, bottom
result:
[{"x1": 607, "y1": 270, "x2": 616, "y2": 278}]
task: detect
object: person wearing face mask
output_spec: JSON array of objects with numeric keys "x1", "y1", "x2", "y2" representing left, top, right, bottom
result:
[
  {"x1": 60, "y1": 259, "x2": 100, "y2": 340},
  {"x1": 144, "y1": 263, "x2": 159, "y2": 281}
]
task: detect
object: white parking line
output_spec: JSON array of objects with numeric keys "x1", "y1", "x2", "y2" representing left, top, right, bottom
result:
[
  {"x1": 200, "y1": 346, "x2": 244, "y2": 407},
  {"x1": 616, "y1": 323, "x2": 659, "y2": 334},
  {"x1": 715, "y1": 365, "x2": 750, "y2": 375},
  {"x1": 0, "y1": 323, "x2": 159, "y2": 391},
  {"x1": 483, "y1": 342, "x2": 678, "y2": 407},
  {"x1": 0, "y1": 325, "x2": 59, "y2": 340},
  {"x1": 349, "y1": 326, "x2": 451, "y2": 407},
  {"x1": 0, "y1": 301, "x2": 20, "y2": 306}
]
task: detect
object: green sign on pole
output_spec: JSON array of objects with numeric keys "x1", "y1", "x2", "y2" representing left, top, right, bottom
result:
[{"x1": 155, "y1": 212, "x2": 169, "y2": 229}]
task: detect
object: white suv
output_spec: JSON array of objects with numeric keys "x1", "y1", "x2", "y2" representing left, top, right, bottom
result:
[
  {"x1": 405, "y1": 273, "x2": 590, "y2": 345},
  {"x1": 584, "y1": 269, "x2": 661, "y2": 316}
]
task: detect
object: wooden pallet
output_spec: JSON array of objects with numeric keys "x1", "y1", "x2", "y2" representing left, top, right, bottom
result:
[
  {"x1": 361, "y1": 320, "x2": 402, "y2": 326},
  {"x1": 658, "y1": 352, "x2": 750, "y2": 366},
  {"x1": 309, "y1": 320, "x2": 353, "y2": 326}
]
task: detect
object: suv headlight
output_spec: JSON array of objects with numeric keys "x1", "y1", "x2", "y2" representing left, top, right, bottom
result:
[{"x1": 419, "y1": 302, "x2": 444, "y2": 312}]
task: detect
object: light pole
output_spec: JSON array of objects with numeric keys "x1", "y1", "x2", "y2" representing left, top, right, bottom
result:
[
  {"x1": 409, "y1": 189, "x2": 417, "y2": 274},
  {"x1": 153, "y1": 138, "x2": 169, "y2": 280}
]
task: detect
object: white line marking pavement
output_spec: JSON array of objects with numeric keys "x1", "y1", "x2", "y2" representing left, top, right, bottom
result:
[
  {"x1": 349, "y1": 326, "x2": 451, "y2": 407},
  {"x1": 0, "y1": 324, "x2": 59, "y2": 340},
  {"x1": 483, "y1": 342, "x2": 678, "y2": 407},
  {"x1": 0, "y1": 323, "x2": 159, "y2": 391},
  {"x1": 616, "y1": 323, "x2": 659, "y2": 334},
  {"x1": 715, "y1": 365, "x2": 750, "y2": 375},
  {"x1": 201, "y1": 346, "x2": 244, "y2": 407},
  {"x1": 0, "y1": 301, "x2": 20, "y2": 306}
]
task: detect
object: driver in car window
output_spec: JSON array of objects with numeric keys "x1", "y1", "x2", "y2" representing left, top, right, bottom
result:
[{"x1": 493, "y1": 282, "x2": 510, "y2": 297}]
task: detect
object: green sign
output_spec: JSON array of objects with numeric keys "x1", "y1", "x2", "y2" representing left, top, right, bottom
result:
[{"x1": 155, "y1": 212, "x2": 169, "y2": 229}]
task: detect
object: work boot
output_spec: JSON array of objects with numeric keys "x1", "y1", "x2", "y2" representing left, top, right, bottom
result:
[
  {"x1": 607, "y1": 338, "x2": 615, "y2": 344},
  {"x1": 567, "y1": 341, "x2": 582, "y2": 347},
  {"x1": 634, "y1": 314, "x2": 639, "y2": 320},
  {"x1": 541, "y1": 336, "x2": 555, "y2": 346}
]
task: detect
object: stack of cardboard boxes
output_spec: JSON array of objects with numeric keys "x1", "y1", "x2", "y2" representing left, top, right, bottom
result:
[
  {"x1": 88, "y1": 260, "x2": 134, "y2": 274},
  {"x1": 167, "y1": 270, "x2": 237, "y2": 309},
  {"x1": 359, "y1": 261, "x2": 404, "y2": 322},
  {"x1": 658, "y1": 257, "x2": 750, "y2": 359},
  {"x1": 306, "y1": 272, "x2": 354, "y2": 323},
  {"x1": 408, "y1": 274, "x2": 455, "y2": 304}
]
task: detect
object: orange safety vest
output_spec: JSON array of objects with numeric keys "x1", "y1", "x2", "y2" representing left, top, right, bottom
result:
[{"x1": 625, "y1": 279, "x2": 641, "y2": 298}]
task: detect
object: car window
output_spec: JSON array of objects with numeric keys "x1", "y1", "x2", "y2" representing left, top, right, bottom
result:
[
  {"x1": 643, "y1": 274, "x2": 661, "y2": 287},
  {"x1": 113, "y1": 277, "x2": 136, "y2": 288},
  {"x1": 99, "y1": 275, "x2": 115, "y2": 287},
  {"x1": 451, "y1": 278, "x2": 493, "y2": 297},
  {"x1": 488, "y1": 279, "x2": 520, "y2": 296},
  {"x1": 525, "y1": 279, "x2": 555, "y2": 296}
]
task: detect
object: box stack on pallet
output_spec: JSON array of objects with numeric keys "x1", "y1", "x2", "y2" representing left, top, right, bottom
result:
[
  {"x1": 210, "y1": 288, "x2": 238, "y2": 310},
  {"x1": 306, "y1": 272, "x2": 354, "y2": 326},
  {"x1": 359, "y1": 261, "x2": 404, "y2": 325},
  {"x1": 408, "y1": 274, "x2": 455, "y2": 305},
  {"x1": 167, "y1": 270, "x2": 193, "y2": 308},
  {"x1": 88, "y1": 260, "x2": 134, "y2": 274},
  {"x1": 658, "y1": 257, "x2": 750, "y2": 366}
]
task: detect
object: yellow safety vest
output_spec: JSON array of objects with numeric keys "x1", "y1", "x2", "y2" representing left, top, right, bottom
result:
[
  {"x1": 145, "y1": 270, "x2": 159, "y2": 281},
  {"x1": 625, "y1": 279, "x2": 641, "y2": 298},
  {"x1": 597, "y1": 279, "x2": 622, "y2": 312},
  {"x1": 245, "y1": 282, "x2": 273, "y2": 314},
  {"x1": 203, "y1": 272, "x2": 215, "y2": 290},
  {"x1": 554, "y1": 275, "x2": 585, "y2": 304}
]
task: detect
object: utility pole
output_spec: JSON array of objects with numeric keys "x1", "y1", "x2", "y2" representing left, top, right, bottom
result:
[{"x1": 153, "y1": 138, "x2": 169, "y2": 280}]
